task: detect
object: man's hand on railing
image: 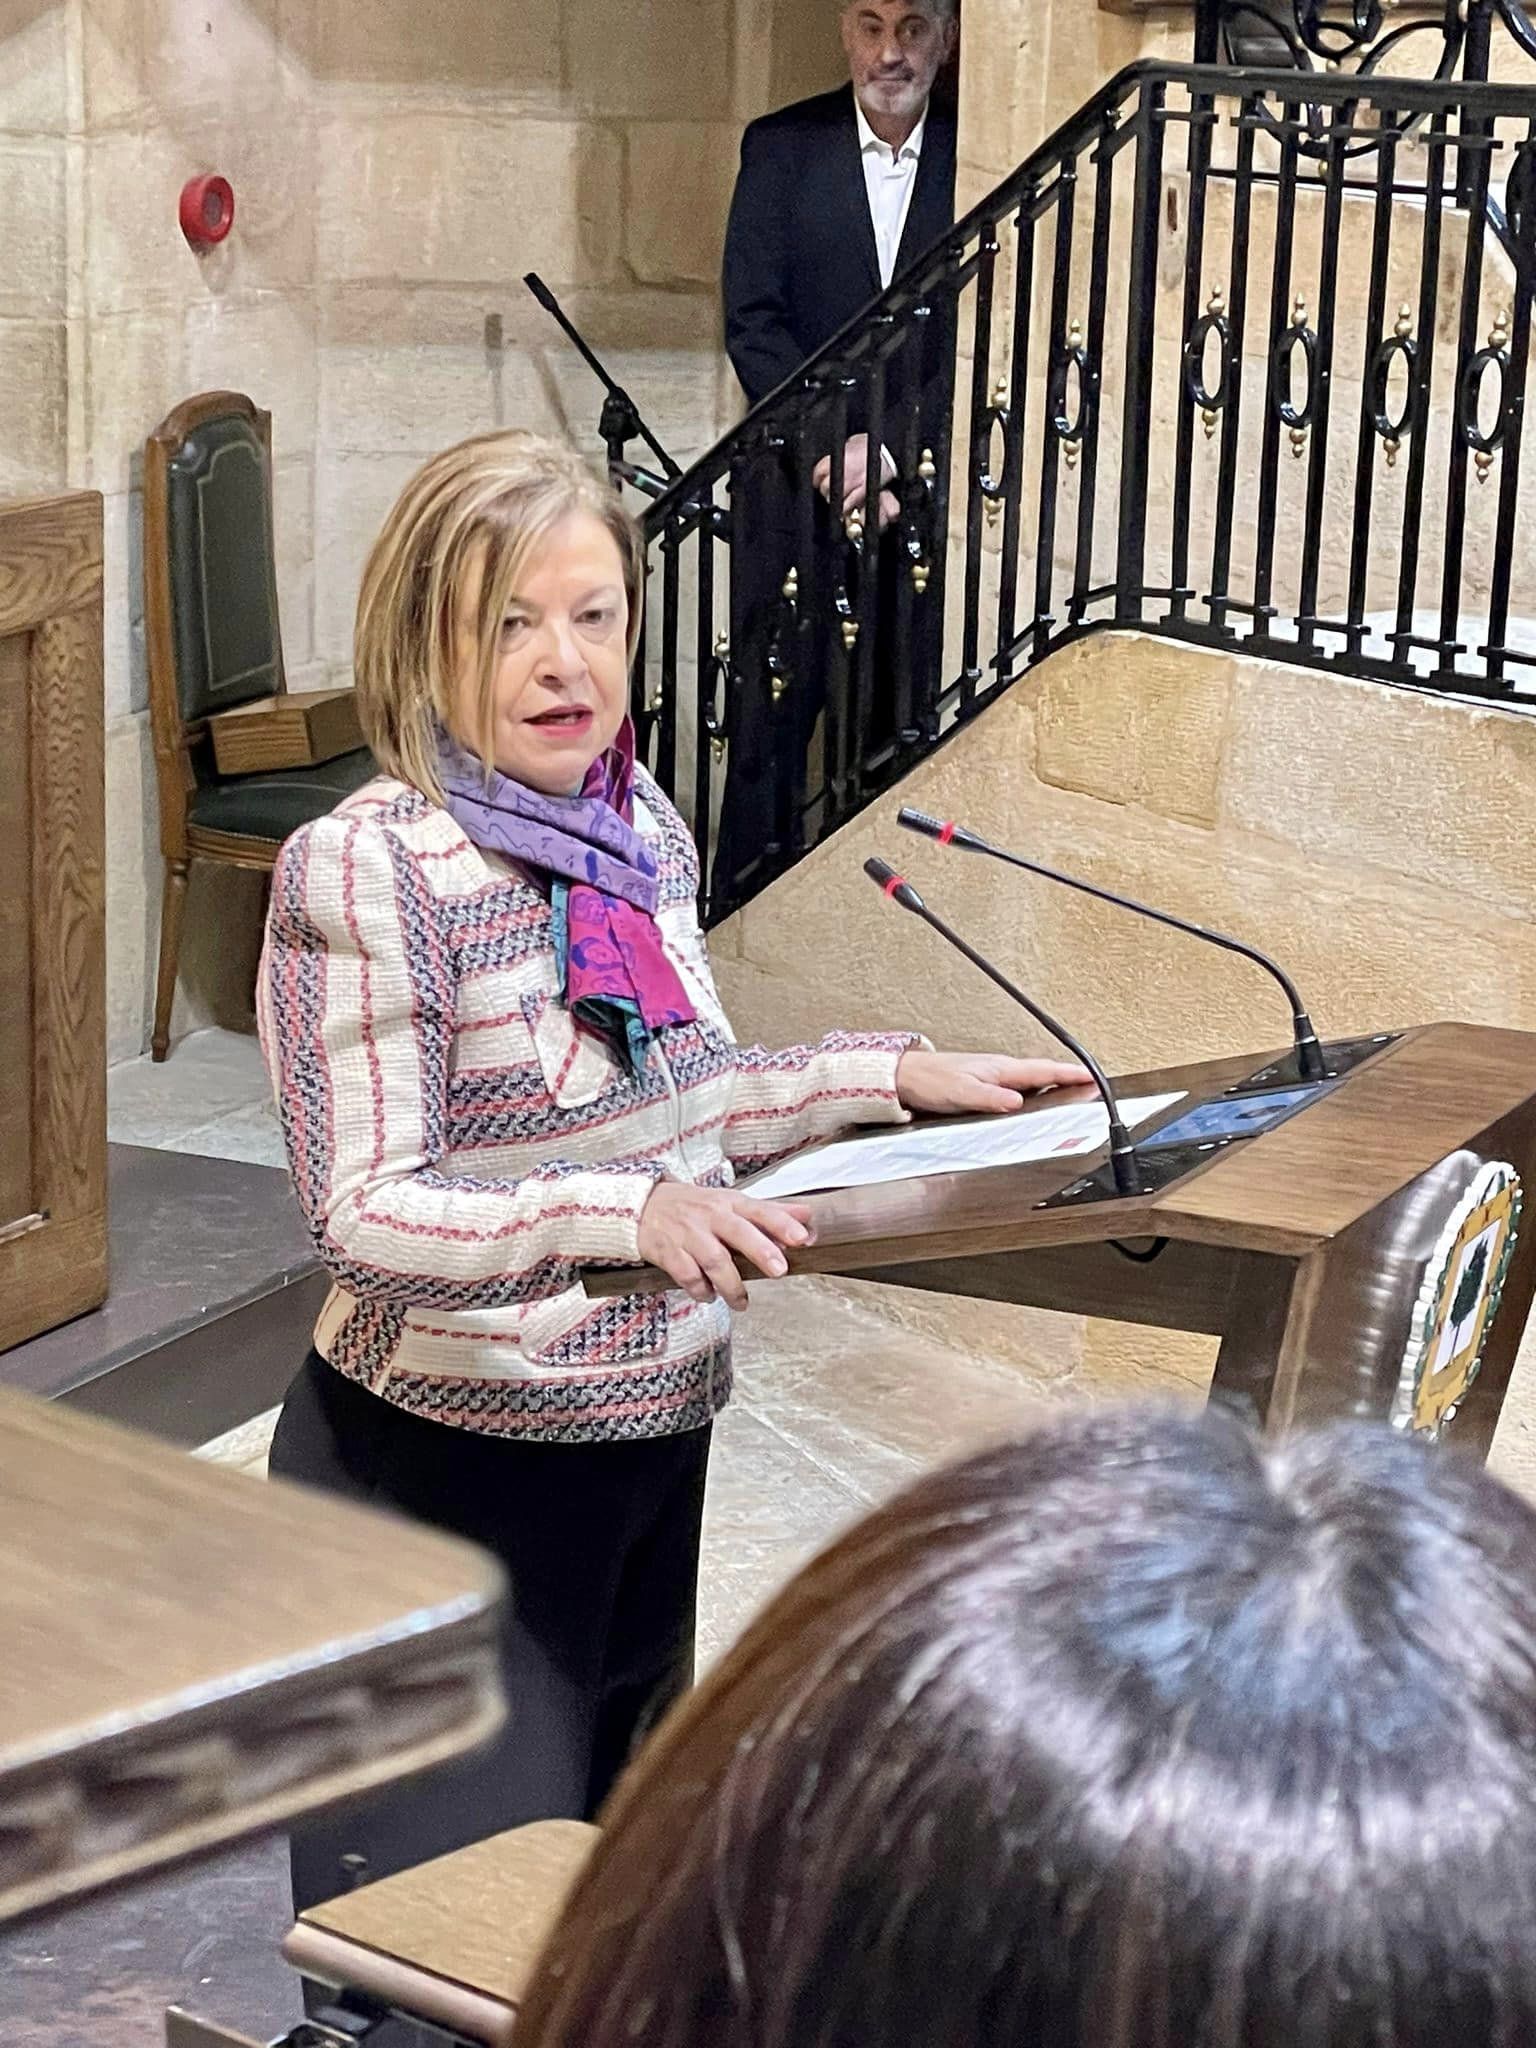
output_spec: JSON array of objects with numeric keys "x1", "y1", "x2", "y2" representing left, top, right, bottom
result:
[{"x1": 813, "y1": 434, "x2": 901, "y2": 531}]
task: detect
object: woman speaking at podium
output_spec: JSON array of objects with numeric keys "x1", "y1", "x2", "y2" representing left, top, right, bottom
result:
[{"x1": 257, "y1": 429, "x2": 1084, "y2": 1909}]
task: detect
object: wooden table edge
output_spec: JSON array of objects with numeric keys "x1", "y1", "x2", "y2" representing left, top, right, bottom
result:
[{"x1": 0, "y1": 1703, "x2": 506, "y2": 1926}]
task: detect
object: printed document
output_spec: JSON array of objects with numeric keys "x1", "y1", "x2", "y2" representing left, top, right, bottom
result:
[{"x1": 745, "y1": 1093, "x2": 1186, "y2": 1202}]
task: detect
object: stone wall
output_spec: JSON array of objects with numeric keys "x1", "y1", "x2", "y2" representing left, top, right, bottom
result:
[
  {"x1": 958, "y1": 0, "x2": 1180, "y2": 209},
  {"x1": 80, "y1": 2, "x2": 322, "y2": 1057},
  {"x1": 0, "y1": 4, "x2": 67, "y2": 505},
  {"x1": 0, "y1": 0, "x2": 842, "y2": 1062},
  {"x1": 710, "y1": 632, "x2": 1536, "y2": 1494},
  {"x1": 303, "y1": 0, "x2": 838, "y2": 680}
]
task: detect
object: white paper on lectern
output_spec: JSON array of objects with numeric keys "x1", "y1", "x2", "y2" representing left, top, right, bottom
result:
[{"x1": 744, "y1": 1092, "x2": 1186, "y2": 1202}]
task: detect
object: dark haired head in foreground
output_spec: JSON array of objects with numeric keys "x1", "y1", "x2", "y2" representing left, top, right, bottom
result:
[{"x1": 516, "y1": 1408, "x2": 1536, "y2": 2048}]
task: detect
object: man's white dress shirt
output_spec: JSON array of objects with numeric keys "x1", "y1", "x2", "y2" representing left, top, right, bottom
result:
[{"x1": 856, "y1": 101, "x2": 927, "y2": 290}]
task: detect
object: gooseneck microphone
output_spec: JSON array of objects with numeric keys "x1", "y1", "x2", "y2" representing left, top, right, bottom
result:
[
  {"x1": 898, "y1": 807, "x2": 1327, "y2": 1082},
  {"x1": 864, "y1": 858, "x2": 1145, "y2": 1196}
]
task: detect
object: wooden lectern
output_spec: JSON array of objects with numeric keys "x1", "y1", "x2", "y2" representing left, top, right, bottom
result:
[{"x1": 593, "y1": 1023, "x2": 1536, "y2": 1457}]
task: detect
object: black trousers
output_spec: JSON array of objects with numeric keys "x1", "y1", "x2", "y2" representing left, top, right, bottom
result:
[{"x1": 268, "y1": 1351, "x2": 712, "y2": 1912}]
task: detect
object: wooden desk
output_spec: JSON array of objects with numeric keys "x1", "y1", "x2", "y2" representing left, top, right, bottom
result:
[
  {"x1": 0, "y1": 1391, "x2": 506, "y2": 1924},
  {"x1": 591, "y1": 1023, "x2": 1536, "y2": 1455},
  {"x1": 282, "y1": 1821, "x2": 596, "y2": 2047}
]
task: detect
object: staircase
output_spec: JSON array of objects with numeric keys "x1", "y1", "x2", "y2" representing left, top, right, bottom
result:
[{"x1": 627, "y1": 21, "x2": 1536, "y2": 924}]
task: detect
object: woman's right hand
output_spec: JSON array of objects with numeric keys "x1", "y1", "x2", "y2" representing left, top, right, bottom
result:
[{"x1": 637, "y1": 1182, "x2": 815, "y2": 1312}]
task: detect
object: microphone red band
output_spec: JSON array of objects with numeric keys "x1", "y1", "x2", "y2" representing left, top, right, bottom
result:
[
  {"x1": 883, "y1": 873, "x2": 906, "y2": 898},
  {"x1": 938, "y1": 820, "x2": 956, "y2": 846}
]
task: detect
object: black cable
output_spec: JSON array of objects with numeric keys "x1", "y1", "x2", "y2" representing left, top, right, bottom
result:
[{"x1": 1110, "y1": 1236, "x2": 1169, "y2": 1264}]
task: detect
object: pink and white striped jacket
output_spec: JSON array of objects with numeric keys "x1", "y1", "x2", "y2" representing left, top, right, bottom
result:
[{"x1": 257, "y1": 770, "x2": 915, "y2": 1443}]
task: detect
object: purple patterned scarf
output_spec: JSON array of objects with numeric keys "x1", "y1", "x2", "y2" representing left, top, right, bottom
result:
[{"x1": 438, "y1": 720, "x2": 696, "y2": 1076}]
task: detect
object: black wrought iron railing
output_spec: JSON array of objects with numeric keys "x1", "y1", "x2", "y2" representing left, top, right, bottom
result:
[{"x1": 630, "y1": 52, "x2": 1536, "y2": 924}]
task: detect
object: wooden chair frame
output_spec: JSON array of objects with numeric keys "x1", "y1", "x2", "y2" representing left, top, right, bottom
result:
[{"x1": 143, "y1": 391, "x2": 289, "y2": 1061}]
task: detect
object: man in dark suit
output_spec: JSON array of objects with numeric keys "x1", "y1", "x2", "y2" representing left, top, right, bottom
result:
[{"x1": 712, "y1": 0, "x2": 959, "y2": 915}]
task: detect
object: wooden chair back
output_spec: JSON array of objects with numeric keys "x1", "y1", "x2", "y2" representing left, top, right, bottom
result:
[{"x1": 143, "y1": 392, "x2": 287, "y2": 864}]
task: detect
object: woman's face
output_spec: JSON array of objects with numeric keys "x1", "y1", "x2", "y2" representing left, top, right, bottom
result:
[{"x1": 452, "y1": 510, "x2": 631, "y2": 795}]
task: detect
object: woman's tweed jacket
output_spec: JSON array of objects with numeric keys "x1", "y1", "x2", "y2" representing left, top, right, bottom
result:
[{"x1": 258, "y1": 770, "x2": 915, "y2": 1442}]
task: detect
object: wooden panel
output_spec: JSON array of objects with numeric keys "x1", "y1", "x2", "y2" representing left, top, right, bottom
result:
[
  {"x1": 0, "y1": 495, "x2": 102, "y2": 638},
  {"x1": 286, "y1": 1821, "x2": 596, "y2": 2045},
  {"x1": 32, "y1": 606, "x2": 105, "y2": 1220},
  {"x1": 0, "y1": 1212, "x2": 107, "y2": 1356},
  {"x1": 0, "y1": 634, "x2": 33, "y2": 1231},
  {"x1": 0, "y1": 1389, "x2": 506, "y2": 1924},
  {"x1": 841, "y1": 1239, "x2": 1276, "y2": 1336},
  {"x1": 0, "y1": 493, "x2": 106, "y2": 1353}
]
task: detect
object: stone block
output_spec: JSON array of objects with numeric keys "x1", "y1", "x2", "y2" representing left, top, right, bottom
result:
[
  {"x1": 542, "y1": 288, "x2": 726, "y2": 467},
  {"x1": 1040, "y1": 1, "x2": 1149, "y2": 135},
  {"x1": 82, "y1": 0, "x2": 284, "y2": 132},
  {"x1": 712, "y1": 951, "x2": 846, "y2": 1050},
  {"x1": 625, "y1": 123, "x2": 740, "y2": 289},
  {"x1": 101, "y1": 487, "x2": 148, "y2": 726},
  {"x1": 715, "y1": 348, "x2": 748, "y2": 435},
  {"x1": 104, "y1": 713, "x2": 157, "y2": 1065},
  {"x1": 1490, "y1": 1310, "x2": 1536, "y2": 1503},
  {"x1": 768, "y1": 0, "x2": 847, "y2": 112},
  {"x1": 1221, "y1": 661, "x2": 1536, "y2": 924},
  {"x1": 79, "y1": 309, "x2": 185, "y2": 494},
  {"x1": 0, "y1": 1, "x2": 67, "y2": 133},
  {"x1": 0, "y1": 316, "x2": 66, "y2": 497},
  {"x1": 0, "y1": 138, "x2": 64, "y2": 320},
  {"x1": 1080, "y1": 1320, "x2": 1217, "y2": 1403},
  {"x1": 84, "y1": 113, "x2": 317, "y2": 313},
  {"x1": 733, "y1": 5, "x2": 774, "y2": 121},
  {"x1": 320, "y1": 338, "x2": 516, "y2": 456},
  {"x1": 273, "y1": 456, "x2": 315, "y2": 672},
  {"x1": 319, "y1": 287, "x2": 564, "y2": 456},
  {"x1": 960, "y1": 0, "x2": 1047, "y2": 179},
  {"x1": 313, "y1": 449, "x2": 426, "y2": 668},
  {"x1": 183, "y1": 292, "x2": 319, "y2": 448},
  {"x1": 1033, "y1": 631, "x2": 1232, "y2": 826},
  {"x1": 723, "y1": 640, "x2": 1536, "y2": 1080},
  {"x1": 308, "y1": 0, "x2": 561, "y2": 94},
  {"x1": 564, "y1": 0, "x2": 732, "y2": 120},
  {"x1": 318, "y1": 111, "x2": 621, "y2": 290},
  {"x1": 991, "y1": 778, "x2": 1531, "y2": 1072}
]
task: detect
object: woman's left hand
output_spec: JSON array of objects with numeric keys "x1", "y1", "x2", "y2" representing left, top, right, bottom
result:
[{"x1": 896, "y1": 1050, "x2": 1093, "y2": 1117}]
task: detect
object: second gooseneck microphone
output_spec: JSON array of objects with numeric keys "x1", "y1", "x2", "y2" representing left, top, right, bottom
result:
[
  {"x1": 864, "y1": 858, "x2": 1145, "y2": 1197},
  {"x1": 897, "y1": 807, "x2": 1327, "y2": 1082}
]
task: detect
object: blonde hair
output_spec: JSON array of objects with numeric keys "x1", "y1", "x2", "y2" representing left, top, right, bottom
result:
[{"x1": 353, "y1": 429, "x2": 646, "y2": 801}]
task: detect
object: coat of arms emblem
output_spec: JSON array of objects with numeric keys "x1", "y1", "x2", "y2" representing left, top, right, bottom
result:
[{"x1": 1392, "y1": 1161, "x2": 1522, "y2": 1439}]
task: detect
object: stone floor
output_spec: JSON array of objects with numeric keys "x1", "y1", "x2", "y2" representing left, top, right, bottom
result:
[
  {"x1": 106, "y1": 1029, "x2": 287, "y2": 1171},
  {"x1": 3, "y1": 1029, "x2": 1092, "y2": 2047}
]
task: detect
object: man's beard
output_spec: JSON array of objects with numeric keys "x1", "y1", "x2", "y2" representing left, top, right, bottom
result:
[{"x1": 860, "y1": 72, "x2": 926, "y2": 115}]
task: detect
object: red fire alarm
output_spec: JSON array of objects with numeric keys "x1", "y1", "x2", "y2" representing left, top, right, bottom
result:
[{"x1": 179, "y1": 174, "x2": 235, "y2": 250}]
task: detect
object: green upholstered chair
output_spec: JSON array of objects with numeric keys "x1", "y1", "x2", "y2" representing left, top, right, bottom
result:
[{"x1": 143, "y1": 392, "x2": 375, "y2": 1061}]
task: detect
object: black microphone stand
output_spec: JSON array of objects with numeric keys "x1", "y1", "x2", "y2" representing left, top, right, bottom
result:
[
  {"x1": 898, "y1": 807, "x2": 1328, "y2": 1082},
  {"x1": 865, "y1": 859, "x2": 1145, "y2": 1197},
  {"x1": 523, "y1": 272, "x2": 681, "y2": 501}
]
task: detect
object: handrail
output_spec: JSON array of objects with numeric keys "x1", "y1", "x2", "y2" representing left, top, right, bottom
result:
[
  {"x1": 634, "y1": 58, "x2": 1536, "y2": 926},
  {"x1": 643, "y1": 58, "x2": 1536, "y2": 537}
]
